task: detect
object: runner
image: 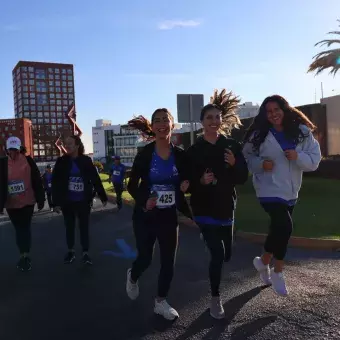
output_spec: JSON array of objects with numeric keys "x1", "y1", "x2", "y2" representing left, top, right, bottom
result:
[
  {"x1": 42, "y1": 165, "x2": 53, "y2": 211},
  {"x1": 243, "y1": 95, "x2": 321, "y2": 296},
  {"x1": 0, "y1": 137, "x2": 45, "y2": 271},
  {"x1": 185, "y1": 103, "x2": 248, "y2": 319},
  {"x1": 126, "y1": 110, "x2": 192, "y2": 321},
  {"x1": 52, "y1": 135, "x2": 108, "y2": 265},
  {"x1": 109, "y1": 156, "x2": 126, "y2": 210}
]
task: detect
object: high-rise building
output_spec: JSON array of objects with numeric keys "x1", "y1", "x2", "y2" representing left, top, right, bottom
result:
[{"x1": 12, "y1": 61, "x2": 77, "y2": 162}]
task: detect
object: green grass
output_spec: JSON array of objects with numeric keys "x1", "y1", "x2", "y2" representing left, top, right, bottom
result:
[
  {"x1": 100, "y1": 173, "x2": 133, "y2": 203},
  {"x1": 100, "y1": 173, "x2": 340, "y2": 240},
  {"x1": 235, "y1": 177, "x2": 340, "y2": 240}
]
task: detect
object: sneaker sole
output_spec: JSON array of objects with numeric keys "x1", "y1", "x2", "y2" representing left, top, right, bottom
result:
[
  {"x1": 210, "y1": 311, "x2": 225, "y2": 320},
  {"x1": 154, "y1": 309, "x2": 179, "y2": 321},
  {"x1": 64, "y1": 257, "x2": 76, "y2": 264}
]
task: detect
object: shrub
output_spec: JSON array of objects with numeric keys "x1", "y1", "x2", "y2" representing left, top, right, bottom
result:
[{"x1": 93, "y1": 161, "x2": 104, "y2": 172}]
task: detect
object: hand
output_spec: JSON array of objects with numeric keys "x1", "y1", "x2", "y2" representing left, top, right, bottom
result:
[
  {"x1": 263, "y1": 160, "x2": 274, "y2": 172},
  {"x1": 224, "y1": 149, "x2": 236, "y2": 167},
  {"x1": 285, "y1": 149, "x2": 298, "y2": 161},
  {"x1": 180, "y1": 180, "x2": 190, "y2": 193},
  {"x1": 200, "y1": 170, "x2": 215, "y2": 185},
  {"x1": 102, "y1": 200, "x2": 108, "y2": 207},
  {"x1": 145, "y1": 197, "x2": 157, "y2": 211},
  {"x1": 54, "y1": 206, "x2": 62, "y2": 214}
]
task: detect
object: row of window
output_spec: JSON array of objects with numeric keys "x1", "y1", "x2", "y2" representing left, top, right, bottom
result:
[
  {"x1": 14, "y1": 74, "x2": 73, "y2": 88},
  {"x1": 0, "y1": 126, "x2": 16, "y2": 132},
  {"x1": 19, "y1": 99, "x2": 73, "y2": 106},
  {"x1": 22, "y1": 105, "x2": 69, "y2": 112},
  {"x1": 115, "y1": 147, "x2": 137, "y2": 157}
]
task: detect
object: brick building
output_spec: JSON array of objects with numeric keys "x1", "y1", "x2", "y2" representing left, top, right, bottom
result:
[
  {"x1": 0, "y1": 118, "x2": 33, "y2": 157},
  {"x1": 12, "y1": 61, "x2": 80, "y2": 162}
]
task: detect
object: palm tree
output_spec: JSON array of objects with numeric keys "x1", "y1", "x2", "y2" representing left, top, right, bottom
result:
[
  {"x1": 308, "y1": 20, "x2": 340, "y2": 76},
  {"x1": 210, "y1": 88, "x2": 242, "y2": 135}
]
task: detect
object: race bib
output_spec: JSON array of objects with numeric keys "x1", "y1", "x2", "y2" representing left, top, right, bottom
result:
[
  {"x1": 156, "y1": 190, "x2": 175, "y2": 208},
  {"x1": 68, "y1": 177, "x2": 84, "y2": 192},
  {"x1": 113, "y1": 171, "x2": 120, "y2": 176},
  {"x1": 8, "y1": 180, "x2": 25, "y2": 195}
]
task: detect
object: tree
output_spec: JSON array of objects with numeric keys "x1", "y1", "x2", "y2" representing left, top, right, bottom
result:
[
  {"x1": 308, "y1": 20, "x2": 340, "y2": 76},
  {"x1": 210, "y1": 88, "x2": 242, "y2": 135}
]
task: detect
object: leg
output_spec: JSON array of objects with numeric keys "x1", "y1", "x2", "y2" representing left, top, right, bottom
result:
[
  {"x1": 156, "y1": 224, "x2": 178, "y2": 299},
  {"x1": 76, "y1": 202, "x2": 91, "y2": 252},
  {"x1": 114, "y1": 183, "x2": 123, "y2": 209},
  {"x1": 221, "y1": 226, "x2": 233, "y2": 262},
  {"x1": 47, "y1": 193, "x2": 53, "y2": 209},
  {"x1": 201, "y1": 226, "x2": 225, "y2": 297},
  {"x1": 130, "y1": 218, "x2": 156, "y2": 282},
  {"x1": 62, "y1": 204, "x2": 76, "y2": 251}
]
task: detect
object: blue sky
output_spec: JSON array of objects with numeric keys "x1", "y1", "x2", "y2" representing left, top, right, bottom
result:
[{"x1": 1, "y1": 0, "x2": 340, "y2": 152}]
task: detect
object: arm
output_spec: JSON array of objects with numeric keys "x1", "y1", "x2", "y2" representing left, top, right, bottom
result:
[
  {"x1": 296, "y1": 131, "x2": 321, "y2": 172},
  {"x1": 229, "y1": 143, "x2": 249, "y2": 185},
  {"x1": 127, "y1": 152, "x2": 143, "y2": 202},
  {"x1": 88, "y1": 158, "x2": 107, "y2": 202},
  {"x1": 242, "y1": 141, "x2": 264, "y2": 174}
]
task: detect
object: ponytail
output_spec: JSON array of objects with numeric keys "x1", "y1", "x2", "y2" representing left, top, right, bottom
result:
[{"x1": 128, "y1": 115, "x2": 156, "y2": 141}]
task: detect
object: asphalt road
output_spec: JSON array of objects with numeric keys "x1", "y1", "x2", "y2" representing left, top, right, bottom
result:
[{"x1": 0, "y1": 201, "x2": 339, "y2": 340}]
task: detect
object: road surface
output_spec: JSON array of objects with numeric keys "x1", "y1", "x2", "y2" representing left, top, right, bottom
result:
[{"x1": 0, "y1": 201, "x2": 338, "y2": 340}]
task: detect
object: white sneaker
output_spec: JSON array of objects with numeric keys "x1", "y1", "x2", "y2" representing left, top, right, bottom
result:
[
  {"x1": 154, "y1": 300, "x2": 179, "y2": 321},
  {"x1": 210, "y1": 296, "x2": 225, "y2": 319},
  {"x1": 253, "y1": 257, "x2": 272, "y2": 285},
  {"x1": 270, "y1": 268, "x2": 288, "y2": 297},
  {"x1": 126, "y1": 268, "x2": 139, "y2": 300}
]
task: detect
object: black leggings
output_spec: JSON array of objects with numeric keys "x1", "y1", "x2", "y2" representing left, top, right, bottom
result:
[
  {"x1": 200, "y1": 225, "x2": 233, "y2": 297},
  {"x1": 62, "y1": 201, "x2": 91, "y2": 252},
  {"x1": 130, "y1": 210, "x2": 178, "y2": 298},
  {"x1": 261, "y1": 203, "x2": 294, "y2": 261},
  {"x1": 46, "y1": 192, "x2": 53, "y2": 209},
  {"x1": 7, "y1": 205, "x2": 34, "y2": 254},
  {"x1": 114, "y1": 182, "x2": 123, "y2": 208}
]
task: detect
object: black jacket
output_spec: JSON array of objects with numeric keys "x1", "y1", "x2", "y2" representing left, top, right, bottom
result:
[
  {"x1": 186, "y1": 135, "x2": 248, "y2": 220},
  {"x1": 0, "y1": 155, "x2": 45, "y2": 212},
  {"x1": 52, "y1": 154, "x2": 107, "y2": 207},
  {"x1": 127, "y1": 142, "x2": 192, "y2": 220}
]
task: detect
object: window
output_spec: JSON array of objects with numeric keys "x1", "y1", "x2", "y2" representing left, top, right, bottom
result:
[
  {"x1": 44, "y1": 112, "x2": 49, "y2": 117},
  {"x1": 58, "y1": 119, "x2": 63, "y2": 124},
  {"x1": 23, "y1": 93, "x2": 29, "y2": 98},
  {"x1": 49, "y1": 81, "x2": 54, "y2": 86},
  {"x1": 67, "y1": 69, "x2": 73, "y2": 74},
  {"x1": 50, "y1": 100, "x2": 55, "y2": 105},
  {"x1": 62, "y1": 88, "x2": 67, "y2": 93},
  {"x1": 34, "y1": 151, "x2": 39, "y2": 156},
  {"x1": 49, "y1": 87, "x2": 55, "y2": 92},
  {"x1": 63, "y1": 94, "x2": 68, "y2": 99},
  {"x1": 68, "y1": 82, "x2": 73, "y2": 87},
  {"x1": 55, "y1": 68, "x2": 60, "y2": 74},
  {"x1": 55, "y1": 81, "x2": 60, "y2": 86},
  {"x1": 23, "y1": 86, "x2": 28, "y2": 92},
  {"x1": 35, "y1": 69, "x2": 45, "y2": 79},
  {"x1": 50, "y1": 93, "x2": 55, "y2": 99},
  {"x1": 30, "y1": 105, "x2": 36, "y2": 111},
  {"x1": 50, "y1": 106, "x2": 55, "y2": 111},
  {"x1": 28, "y1": 67, "x2": 34, "y2": 72},
  {"x1": 63, "y1": 100, "x2": 68, "y2": 105},
  {"x1": 24, "y1": 112, "x2": 30, "y2": 118},
  {"x1": 64, "y1": 119, "x2": 69, "y2": 124},
  {"x1": 51, "y1": 119, "x2": 56, "y2": 124},
  {"x1": 68, "y1": 88, "x2": 73, "y2": 93},
  {"x1": 23, "y1": 99, "x2": 29, "y2": 105},
  {"x1": 62, "y1": 75, "x2": 67, "y2": 80},
  {"x1": 68, "y1": 75, "x2": 73, "y2": 81},
  {"x1": 29, "y1": 79, "x2": 34, "y2": 85},
  {"x1": 69, "y1": 94, "x2": 74, "y2": 99},
  {"x1": 45, "y1": 118, "x2": 50, "y2": 123},
  {"x1": 38, "y1": 119, "x2": 44, "y2": 124},
  {"x1": 31, "y1": 112, "x2": 37, "y2": 118},
  {"x1": 56, "y1": 94, "x2": 61, "y2": 99},
  {"x1": 37, "y1": 94, "x2": 48, "y2": 105},
  {"x1": 62, "y1": 81, "x2": 66, "y2": 87},
  {"x1": 57, "y1": 106, "x2": 62, "y2": 111},
  {"x1": 51, "y1": 112, "x2": 56, "y2": 117},
  {"x1": 38, "y1": 112, "x2": 43, "y2": 117},
  {"x1": 36, "y1": 81, "x2": 47, "y2": 92},
  {"x1": 55, "y1": 75, "x2": 60, "y2": 80},
  {"x1": 49, "y1": 74, "x2": 54, "y2": 80},
  {"x1": 57, "y1": 112, "x2": 63, "y2": 117},
  {"x1": 30, "y1": 86, "x2": 35, "y2": 92},
  {"x1": 56, "y1": 100, "x2": 61, "y2": 105},
  {"x1": 29, "y1": 73, "x2": 34, "y2": 79},
  {"x1": 63, "y1": 106, "x2": 68, "y2": 111},
  {"x1": 30, "y1": 99, "x2": 35, "y2": 105},
  {"x1": 48, "y1": 68, "x2": 53, "y2": 73},
  {"x1": 56, "y1": 87, "x2": 61, "y2": 92},
  {"x1": 22, "y1": 80, "x2": 28, "y2": 85},
  {"x1": 37, "y1": 106, "x2": 43, "y2": 111},
  {"x1": 22, "y1": 66, "x2": 28, "y2": 72},
  {"x1": 30, "y1": 93, "x2": 35, "y2": 98},
  {"x1": 62, "y1": 69, "x2": 67, "y2": 74}
]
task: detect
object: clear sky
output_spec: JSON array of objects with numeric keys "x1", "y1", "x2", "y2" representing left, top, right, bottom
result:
[{"x1": 1, "y1": 0, "x2": 339, "y2": 152}]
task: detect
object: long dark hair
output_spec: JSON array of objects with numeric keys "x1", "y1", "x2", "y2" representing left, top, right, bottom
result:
[
  {"x1": 68, "y1": 135, "x2": 85, "y2": 155},
  {"x1": 128, "y1": 108, "x2": 174, "y2": 141},
  {"x1": 244, "y1": 95, "x2": 316, "y2": 152}
]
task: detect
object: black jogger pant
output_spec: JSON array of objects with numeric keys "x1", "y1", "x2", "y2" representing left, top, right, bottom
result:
[
  {"x1": 130, "y1": 209, "x2": 178, "y2": 298},
  {"x1": 62, "y1": 201, "x2": 91, "y2": 252},
  {"x1": 46, "y1": 192, "x2": 53, "y2": 209},
  {"x1": 114, "y1": 182, "x2": 123, "y2": 208},
  {"x1": 261, "y1": 203, "x2": 294, "y2": 261},
  {"x1": 7, "y1": 205, "x2": 34, "y2": 254},
  {"x1": 200, "y1": 225, "x2": 233, "y2": 297}
]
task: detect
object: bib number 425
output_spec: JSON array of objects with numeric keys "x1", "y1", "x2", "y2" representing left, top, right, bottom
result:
[{"x1": 159, "y1": 193, "x2": 173, "y2": 204}]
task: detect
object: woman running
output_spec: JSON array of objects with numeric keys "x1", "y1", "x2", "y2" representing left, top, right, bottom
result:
[
  {"x1": 243, "y1": 95, "x2": 321, "y2": 296},
  {"x1": 52, "y1": 135, "x2": 108, "y2": 265},
  {"x1": 0, "y1": 136, "x2": 45, "y2": 271},
  {"x1": 185, "y1": 103, "x2": 248, "y2": 319},
  {"x1": 126, "y1": 110, "x2": 192, "y2": 321}
]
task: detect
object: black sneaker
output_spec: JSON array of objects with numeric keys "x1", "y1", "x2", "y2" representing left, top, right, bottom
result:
[
  {"x1": 82, "y1": 253, "x2": 92, "y2": 265},
  {"x1": 17, "y1": 257, "x2": 31, "y2": 271},
  {"x1": 64, "y1": 251, "x2": 76, "y2": 264}
]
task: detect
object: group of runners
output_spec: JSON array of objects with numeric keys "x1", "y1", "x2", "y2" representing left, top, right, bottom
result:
[{"x1": 0, "y1": 94, "x2": 321, "y2": 321}]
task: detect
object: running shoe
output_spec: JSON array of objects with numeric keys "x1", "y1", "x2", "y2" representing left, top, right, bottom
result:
[
  {"x1": 154, "y1": 300, "x2": 179, "y2": 321},
  {"x1": 64, "y1": 251, "x2": 76, "y2": 264},
  {"x1": 126, "y1": 268, "x2": 139, "y2": 300},
  {"x1": 210, "y1": 296, "x2": 225, "y2": 319},
  {"x1": 253, "y1": 256, "x2": 272, "y2": 285},
  {"x1": 270, "y1": 268, "x2": 288, "y2": 296},
  {"x1": 82, "y1": 253, "x2": 93, "y2": 265}
]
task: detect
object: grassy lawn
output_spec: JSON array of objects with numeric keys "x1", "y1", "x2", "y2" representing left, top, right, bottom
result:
[{"x1": 100, "y1": 173, "x2": 340, "y2": 240}]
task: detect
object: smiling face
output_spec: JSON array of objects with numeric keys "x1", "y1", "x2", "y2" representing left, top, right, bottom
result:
[
  {"x1": 201, "y1": 107, "x2": 222, "y2": 134},
  {"x1": 266, "y1": 101, "x2": 284, "y2": 129},
  {"x1": 65, "y1": 137, "x2": 79, "y2": 156},
  {"x1": 151, "y1": 110, "x2": 173, "y2": 140}
]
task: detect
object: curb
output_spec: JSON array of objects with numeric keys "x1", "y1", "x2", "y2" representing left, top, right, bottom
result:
[{"x1": 178, "y1": 217, "x2": 340, "y2": 252}]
